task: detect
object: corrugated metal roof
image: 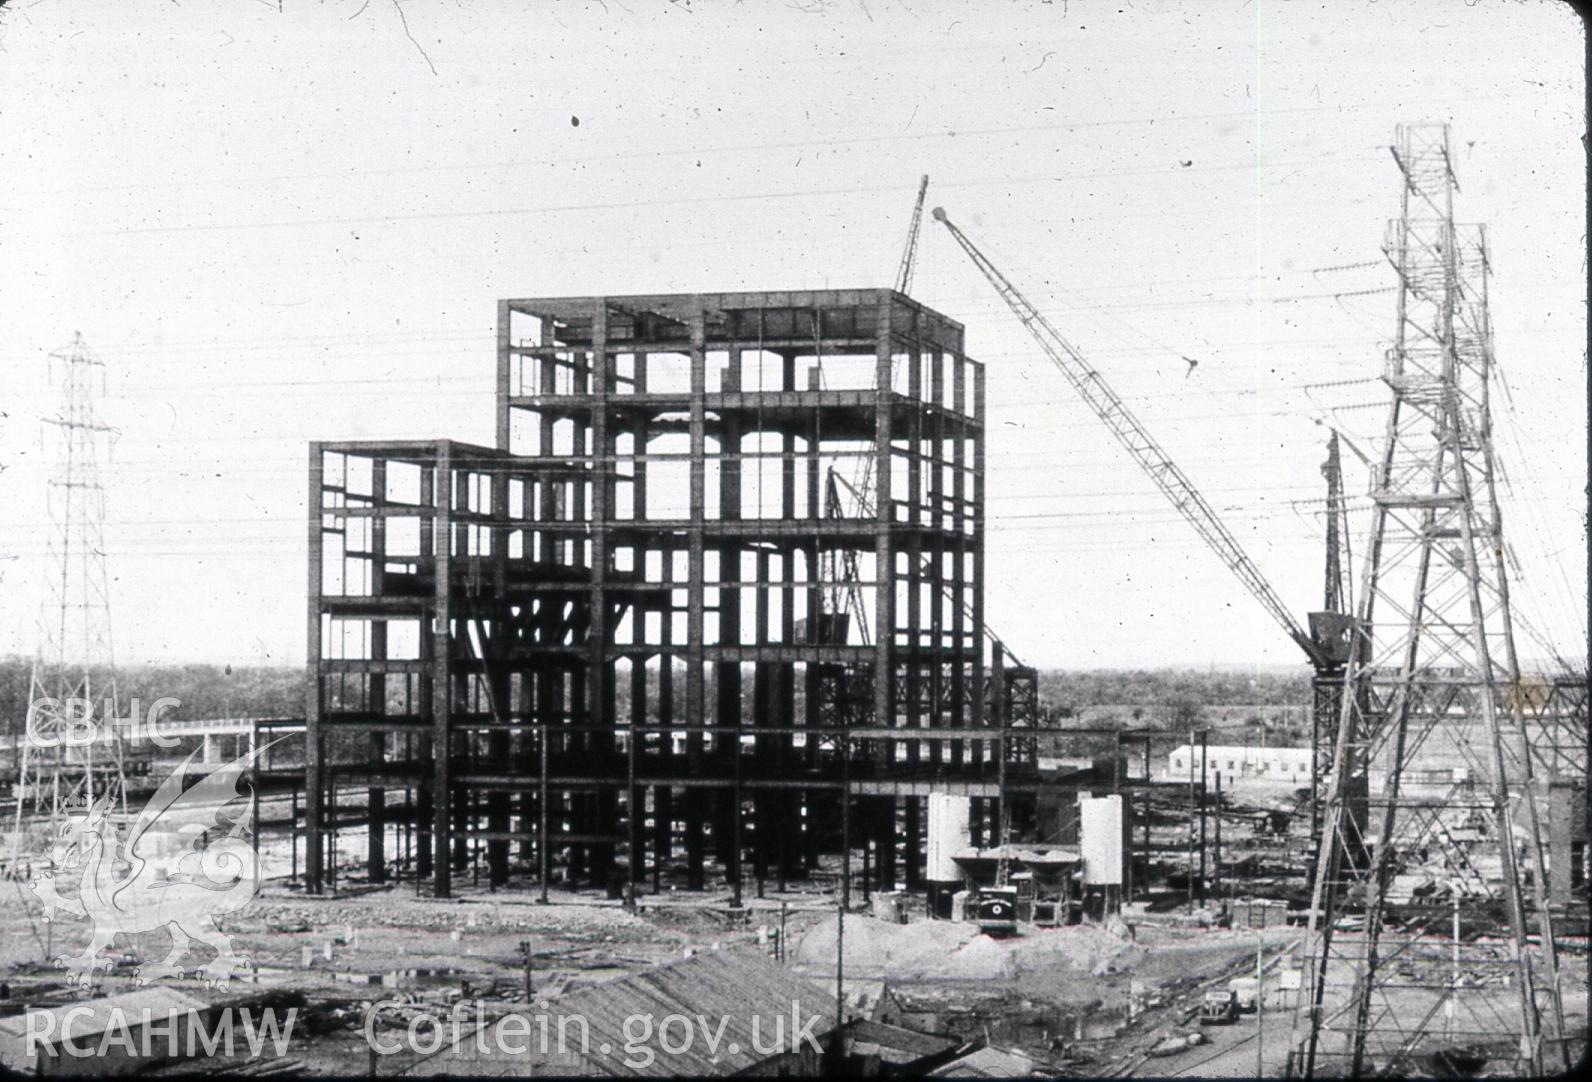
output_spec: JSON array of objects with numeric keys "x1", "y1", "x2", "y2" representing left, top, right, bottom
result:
[
  {"x1": 402, "y1": 946, "x2": 834, "y2": 1077},
  {"x1": 819, "y1": 976, "x2": 884, "y2": 1019},
  {"x1": 0, "y1": 986, "x2": 211, "y2": 1042},
  {"x1": 842, "y1": 1018, "x2": 959, "y2": 1064},
  {"x1": 951, "y1": 844, "x2": 1081, "y2": 866},
  {"x1": 0, "y1": 986, "x2": 212, "y2": 1072},
  {"x1": 926, "y1": 1043, "x2": 1054, "y2": 1078}
]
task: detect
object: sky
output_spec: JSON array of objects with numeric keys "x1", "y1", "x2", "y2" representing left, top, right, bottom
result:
[{"x1": 0, "y1": 0, "x2": 1584, "y2": 673}]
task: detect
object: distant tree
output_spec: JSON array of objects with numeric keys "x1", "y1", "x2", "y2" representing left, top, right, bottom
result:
[{"x1": 1162, "y1": 693, "x2": 1206, "y2": 730}]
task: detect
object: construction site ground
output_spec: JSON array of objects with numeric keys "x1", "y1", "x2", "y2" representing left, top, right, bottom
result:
[
  {"x1": 4, "y1": 865, "x2": 1586, "y2": 1077},
  {"x1": 785, "y1": 910, "x2": 1590, "y2": 1077},
  {"x1": 1, "y1": 877, "x2": 758, "y2": 1074},
  {"x1": 787, "y1": 909, "x2": 1301, "y2": 1073}
]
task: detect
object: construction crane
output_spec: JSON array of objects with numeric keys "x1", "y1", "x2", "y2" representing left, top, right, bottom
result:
[
  {"x1": 822, "y1": 468, "x2": 872, "y2": 646},
  {"x1": 825, "y1": 468, "x2": 1019, "y2": 663},
  {"x1": 822, "y1": 177, "x2": 931, "y2": 643},
  {"x1": 1320, "y1": 431, "x2": 1352, "y2": 617},
  {"x1": 931, "y1": 206, "x2": 1337, "y2": 672},
  {"x1": 827, "y1": 174, "x2": 941, "y2": 648},
  {"x1": 893, "y1": 175, "x2": 930, "y2": 294}
]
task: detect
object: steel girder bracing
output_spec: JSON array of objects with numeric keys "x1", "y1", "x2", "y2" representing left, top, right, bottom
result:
[
  {"x1": 1515, "y1": 675, "x2": 1588, "y2": 783},
  {"x1": 997, "y1": 663, "x2": 1041, "y2": 769},
  {"x1": 1289, "y1": 123, "x2": 1571, "y2": 1078}
]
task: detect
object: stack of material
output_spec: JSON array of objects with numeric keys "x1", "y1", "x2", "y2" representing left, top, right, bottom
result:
[{"x1": 792, "y1": 914, "x2": 978, "y2": 978}]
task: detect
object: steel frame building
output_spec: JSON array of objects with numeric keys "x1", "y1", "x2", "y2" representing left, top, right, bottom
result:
[{"x1": 304, "y1": 290, "x2": 1043, "y2": 898}]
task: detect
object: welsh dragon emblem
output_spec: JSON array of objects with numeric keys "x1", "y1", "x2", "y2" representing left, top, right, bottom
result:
[{"x1": 27, "y1": 742, "x2": 279, "y2": 988}]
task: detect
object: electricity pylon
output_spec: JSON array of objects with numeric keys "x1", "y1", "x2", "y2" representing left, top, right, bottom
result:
[
  {"x1": 9, "y1": 334, "x2": 128, "y2": 867},
  {"x1": 1289, "y1": 124, "x2": 1566, "y2": 1077}
]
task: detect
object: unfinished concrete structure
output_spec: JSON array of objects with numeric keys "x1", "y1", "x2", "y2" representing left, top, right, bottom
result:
[{"x1": 304, "y1": 290, "x2": 1046, "y2": 898}]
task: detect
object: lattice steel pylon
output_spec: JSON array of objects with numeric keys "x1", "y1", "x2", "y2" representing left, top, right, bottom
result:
[
  {"x1": 1288, "y1": 124, "x2": 1569, "y2": 1077},
  {"x1": 9, "y1": 334, "x2": 127, "y2": 868}
]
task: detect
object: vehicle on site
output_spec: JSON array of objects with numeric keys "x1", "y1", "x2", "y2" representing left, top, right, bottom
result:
[
  {"x1": 975, "y1": 886, "x2": 1018, "y2": 937},
  {"x1": 1228, "y1": 977, "x2": 1260, "y2": 1013},
  {"x1": 1199, "y1": 988, "x2": 1239, "y2": 1025}
]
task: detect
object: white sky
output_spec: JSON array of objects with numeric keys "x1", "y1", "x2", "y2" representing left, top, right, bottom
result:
[{"x1": 0, "y1": 0, "x2": 1584, "y2": 671}]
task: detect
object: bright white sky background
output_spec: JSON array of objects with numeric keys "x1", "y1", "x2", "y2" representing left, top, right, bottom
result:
[{"x1": 0, "y1": 0, "x2": 1584, "y2": 672}]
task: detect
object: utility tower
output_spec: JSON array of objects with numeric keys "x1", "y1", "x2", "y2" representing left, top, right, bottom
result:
[
  {"x1": 1289, "y1": 124, "x2": 1566, "y2": 1077},
  {"x1": 10, "y1": 334, "x2": 128, "y2": 863}
]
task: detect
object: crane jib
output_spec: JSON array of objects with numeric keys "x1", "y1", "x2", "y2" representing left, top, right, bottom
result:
[{"x1": 934, "y1": 207, "x2": 1325, "y2": 668}]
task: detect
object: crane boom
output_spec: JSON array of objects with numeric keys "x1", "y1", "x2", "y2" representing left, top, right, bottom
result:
[
  {"x1": 931, "y1": 206, "x2": 1326, "y2": 668},
  {"x1": 893, "y1": 175, "x2": 930, "y2": 294}
]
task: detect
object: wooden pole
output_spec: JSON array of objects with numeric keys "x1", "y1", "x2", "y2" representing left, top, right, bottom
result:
[
  {"x1": 1187, "y1": 733, "x2": 1196, "y2": 907},
  {"x1": 1198, "y1": 728, "x2": 1208, "y2": 907},
  {"x1": 521, "y1": 939, "x2": 534, "y2": 1004},
  {"x1": 1214, "y1": 770, "x2": 1223, "y2": 900},
  {"x1": 1256, "y1": 932, "x2": 1265, "y2": 1078}
]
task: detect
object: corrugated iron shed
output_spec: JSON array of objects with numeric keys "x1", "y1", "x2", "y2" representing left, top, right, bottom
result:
[
  {"x1": 841, "y1": 1018, "x2": 960, "y2": 1065},
  {"x1": 925, "y1": 1042, "x2": 1056, "y2": 1078},
  {"x1": 0, "y1": 986, "x2": 211, "y2": 1075},
  {"x1": 399, "y1": 946, "x2": 834, "y2": 1077}
]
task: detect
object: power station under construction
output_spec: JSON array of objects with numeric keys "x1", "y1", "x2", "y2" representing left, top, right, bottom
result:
[
  {"x1": 304, "y1": 287, "x2": 1035, "y2": 903},
  {"x1": 3, "y1": 121, "x2": 1586, "y2": 1078}
]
